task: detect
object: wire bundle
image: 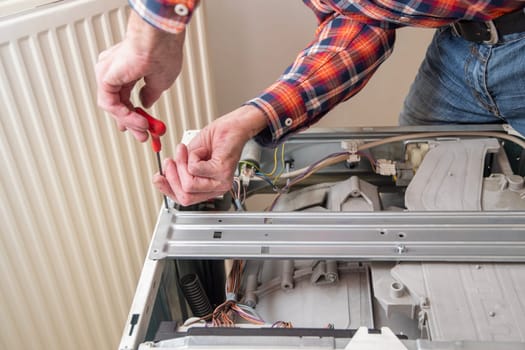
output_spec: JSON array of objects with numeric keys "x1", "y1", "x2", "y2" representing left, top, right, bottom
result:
[
  {"x1": 211, "y1": 260, "x2": 245, "y2": 326},
  {"x1": 188, "y1": 259, "x2": 293, "y2": 328},
  {"x1": 231, "y1": 177, "x2": 247, "y2": 209},
  {"x1": 268, "y1": 151, "x2": 351, "y2": 211},
  {"x1": 238, "y1": 144, "x2": 286, "y2": 190},
  {"x1": 271, "y1": 321, "x2": 294, "y2": 328}
]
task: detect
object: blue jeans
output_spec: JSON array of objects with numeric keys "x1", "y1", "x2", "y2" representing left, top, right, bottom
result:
[{"x1": 399, "y1": 26, "x2": 525, "y2": 135}]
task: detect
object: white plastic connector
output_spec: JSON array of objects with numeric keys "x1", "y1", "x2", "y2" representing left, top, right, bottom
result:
[
  {"x1": 347, "y1": 153, "x2": 361, "y2": 163},
  {"x1": 341, "y1": 140, "x2": 364, "y2": 164},
  {"x1": 341, "y1": 140, "x2": 364, "y2": 154},
  {"x1": 405, "y1": 143, "x2": 430, "y2": 171},
  {"x1": 239, "y1": 164, "x2": 255, "y2": 186},
  {"x1": 376, "y1": 159, "x2": 396, "y2": 176}
]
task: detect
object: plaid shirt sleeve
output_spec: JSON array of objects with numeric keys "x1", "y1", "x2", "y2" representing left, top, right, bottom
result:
[
  {"x1": 247, "y1": 14, "x2": 396, "y2": 147},
  {"x1": 128, "y1": 0, "x2": 199, "y2": 33}
]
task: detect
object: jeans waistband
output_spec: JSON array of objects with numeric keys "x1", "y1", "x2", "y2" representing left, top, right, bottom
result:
[{"x1": 451, "y1": 7, "x2": 525, "y2": 44}]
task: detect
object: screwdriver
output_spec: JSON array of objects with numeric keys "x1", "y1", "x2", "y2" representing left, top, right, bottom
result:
[{"x1": 135, "y1": 107, "x2": 169, "y2": 210}]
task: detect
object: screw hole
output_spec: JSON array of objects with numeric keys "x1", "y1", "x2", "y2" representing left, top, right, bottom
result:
[{"x1": 398, "y1": 232, "x2": 406, "y2": 238}]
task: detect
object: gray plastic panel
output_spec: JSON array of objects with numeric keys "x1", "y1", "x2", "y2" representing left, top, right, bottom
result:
[{"x1": 392, "y1": 263, "x2": 525, "y2": 341}]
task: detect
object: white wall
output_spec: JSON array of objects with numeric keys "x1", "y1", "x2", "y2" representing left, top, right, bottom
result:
[{"x1": 203, "y1": 0, "x2": 435, "y2": 128}]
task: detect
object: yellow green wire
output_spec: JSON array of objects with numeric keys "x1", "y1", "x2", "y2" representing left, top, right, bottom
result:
[
  {"x1": 264, "y1": 146, "x2": 280, "y2": 177},
  {"x1": 272, "y1": 144, "x2": 286, "y2": 184},
  {"x1": 239, "y1": 145, "x2": 282, "y2": 177}
]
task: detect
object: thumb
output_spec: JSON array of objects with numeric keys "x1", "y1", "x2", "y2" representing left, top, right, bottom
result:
[
  {"x1": 139, "y1": 84, "x2": 163, "y2": 109},
  {"x1": 139, "y1": 74, "x2": 171, "y2": 108}
]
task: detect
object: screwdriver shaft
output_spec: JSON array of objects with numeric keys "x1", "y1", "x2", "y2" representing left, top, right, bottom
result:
[{"x1": 156, "y1": 152, "x2": 169, "y2": 210}]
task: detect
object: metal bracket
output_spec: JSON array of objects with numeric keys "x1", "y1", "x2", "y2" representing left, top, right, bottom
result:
[{"x1": 149, "y1": 210, "x2": 525, "y2": 262}]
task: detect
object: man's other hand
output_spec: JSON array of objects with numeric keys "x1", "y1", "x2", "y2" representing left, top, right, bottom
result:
[
  {"x1": 154, "y1": 105, "x2": 268, "y2": 206},
  {"x1": 95, "y1": 11, "x2": 184, "y2": 141}
]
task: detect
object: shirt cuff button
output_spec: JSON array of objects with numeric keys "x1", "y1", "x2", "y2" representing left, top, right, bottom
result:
[
  {"x1": 284, "y1": 118, "x2": 293, "y2": 127},
  {"x1": 174, "y1": 4, "x2": 189, "y2": 16}
]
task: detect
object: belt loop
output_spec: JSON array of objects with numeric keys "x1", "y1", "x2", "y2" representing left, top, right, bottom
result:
[{"x1": 451, "y1": 22, "x2": 460, "y2": 37}]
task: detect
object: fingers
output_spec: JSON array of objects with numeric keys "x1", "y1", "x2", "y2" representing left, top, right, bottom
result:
[
  {"x1": 154, "y1": 145, "x2": 232, "y2": 206},
  {"x1": 175, "y1": 144, "x2": 230, "y2": 193},
  {"x1": 117, "y1": 119, "x2": 148, "y2": 141},
  {"x1": 154, "y1": 158, "x2": 227, "y2": 206},
  {"x1": 96, "y1": 44, "x2": 150, "y2": 141},
  {"x1": 153, "y1": 174, "x2": 225, "y2": 206}
]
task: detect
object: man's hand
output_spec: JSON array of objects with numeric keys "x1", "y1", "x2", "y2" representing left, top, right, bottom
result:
[
  {"x1": 95, "y1": 11, "x2": 185, "y2": 141},
  {"x1": 153, "y1": 105, "x2": 268, "y2": 206}
]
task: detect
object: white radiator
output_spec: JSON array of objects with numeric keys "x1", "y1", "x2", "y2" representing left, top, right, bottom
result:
[{"x1": 0, "y1": 1, "x2": 216, "y2": 349}]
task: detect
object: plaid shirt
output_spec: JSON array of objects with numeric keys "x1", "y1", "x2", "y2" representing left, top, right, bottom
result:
[{"x1": 130, "y1": 0, "x2": 524, "y2": 146}]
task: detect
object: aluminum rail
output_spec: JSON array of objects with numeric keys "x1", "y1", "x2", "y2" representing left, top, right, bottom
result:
[{"x1": 149, "y1": 210, "x2": 525, "y2": 262}]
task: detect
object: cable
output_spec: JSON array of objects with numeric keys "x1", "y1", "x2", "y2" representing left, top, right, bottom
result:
[
  {"x1": 277, "y1": 131, "x2": 525, "y2": 180},
  {"x1": 268, "y1": 131, "x2": 525, "y2": 210},
  {"x1": 272, "y1": 144, "x2": 287, "y2": 184}
]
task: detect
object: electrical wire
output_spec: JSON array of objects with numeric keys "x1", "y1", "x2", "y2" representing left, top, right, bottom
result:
[
  {"x1": 271, "y1": 144, "x2": 287, "y2": 184},
  {"x1": 239, "y1": 143, "x2": 286, "y2": 182},
  {"x1": 210, "y1": 260, "x2": 245, "y2": 326},
  {"x1": 272, "y1": 321, "x2": 293, "y2": 328},
  {"x1": 276, "y1": 131, "x2": 525, "y2": 180},
  {"x1": 358, "y1": 151, "x2": 377, "y2": 173},
  {"x1": 268, "y1": 151, "x2": 349, "y2": 210},
  {"x1": 265, "y1": 146, "x2": 280, "y2": 177},
  {"x1": 206, "y1": 259, "x2": 294, "y2": 327},
  {"x1": 267, "y1": 131, "x2": 525, "y2": 210}
]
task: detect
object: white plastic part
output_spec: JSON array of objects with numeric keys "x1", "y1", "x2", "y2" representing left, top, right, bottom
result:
[
  {"x1": 502, "y1": 124, "x2": 525, "y2": 139},
  {"x1": 482, "y1": 174, "x2": 525, "y2": 210},
  {"x1": 347, "y1": 153, "x2": 361, "y2": 163},
  {"x1": 405, "y1": 139, "x2": 500, "y2": 211},
  {"x1": 376, "y1": 159, "x2": 397, "y2": 176},
  {"x1": 341, "y1": 140, "x2": 364, "y2": 154},
  {"x1": 405, "y1": 143, "x2": 430, "y2": 170},
  {"x1": 344, "y1": 327, "x2": 408, "y2": 350},
  {"x1": 181, "y1": 130, "x2": 201, "y2": 145}
]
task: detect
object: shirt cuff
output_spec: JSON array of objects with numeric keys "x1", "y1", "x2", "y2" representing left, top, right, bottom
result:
[
  {"x1": 128, "y1": 0, "x2": 197, "y2": 34},
  {"x1": 247, "y1": 82, "x2": 309, "y2": 148}
]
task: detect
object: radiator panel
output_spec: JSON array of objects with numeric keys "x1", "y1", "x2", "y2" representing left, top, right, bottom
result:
[{"x1": 0, "y1": 1, "x2": 216, "y2": 349}]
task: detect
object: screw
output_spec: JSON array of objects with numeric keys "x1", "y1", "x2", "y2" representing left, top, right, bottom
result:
[
  {"x1": 326, "y1": 273, "x2": 337, "y2": 282},
  {"x1": 396, "y1": 245, "x2": 407, "y2": 254}
]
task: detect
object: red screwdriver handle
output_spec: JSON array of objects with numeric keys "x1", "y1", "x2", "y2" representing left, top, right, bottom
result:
[{"x1": 135, "y1": 107, "x2": 166, "y2": 152}]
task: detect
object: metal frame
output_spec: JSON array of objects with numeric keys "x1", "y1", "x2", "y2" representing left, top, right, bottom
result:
[
  {"x1": 120, "y1": 125, "x2": 525, "y2": 349},
  {"x1": 149, "y1": 210, "x2": 525, "y2": 261},
  {"x1": 149, "y1": 125, "x2": 525, "y2": 262}
]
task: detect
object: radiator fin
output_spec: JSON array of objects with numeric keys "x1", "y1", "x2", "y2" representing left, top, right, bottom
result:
[{"x1": 0, "y1": 0, "x2": 216, "y2": 348}]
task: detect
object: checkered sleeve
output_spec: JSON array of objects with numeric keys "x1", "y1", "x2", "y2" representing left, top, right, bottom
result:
[
  {"x1": 128, "y1": 0, "x2": 199, "y2": 34},
  {"x1": 247, "y1": 14, "x2": 396, "y2": 147}
]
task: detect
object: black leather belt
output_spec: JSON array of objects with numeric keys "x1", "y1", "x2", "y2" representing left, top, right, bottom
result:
[{"x1": 451, "y1": 7, "x2": 525, "y2": 44}]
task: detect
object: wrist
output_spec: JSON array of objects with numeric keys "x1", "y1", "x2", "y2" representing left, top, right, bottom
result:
[
  {"x1": 126, "y1": 11, "x2": 185, "y2": 56},
  {"x1": 234, "y1": 105, "x2": 268, "y2": 140}
]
